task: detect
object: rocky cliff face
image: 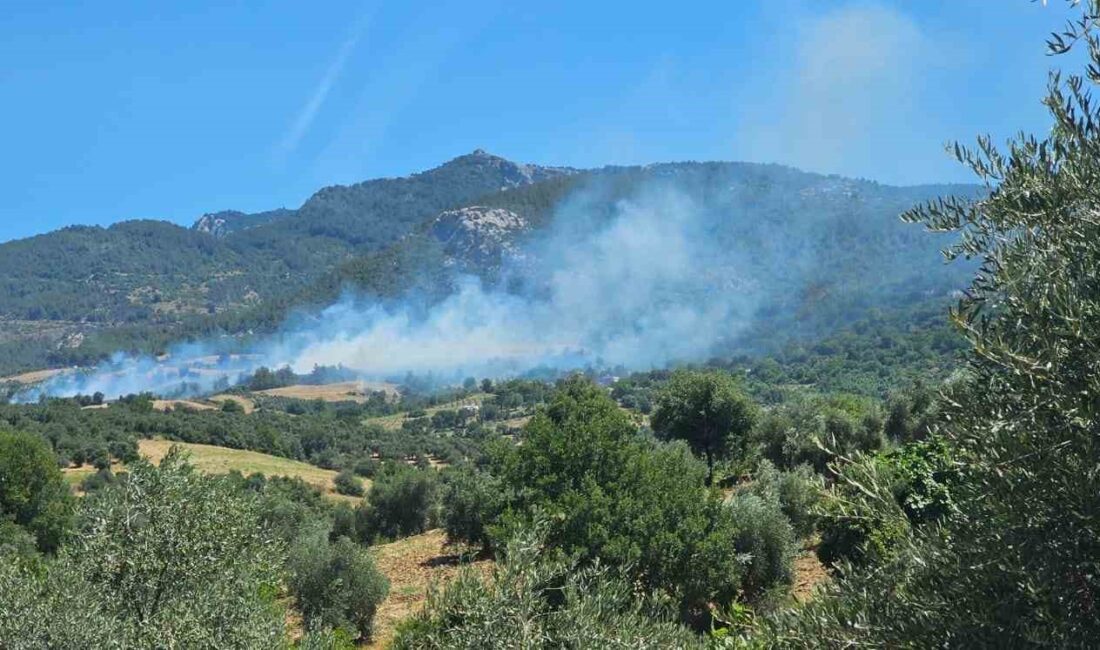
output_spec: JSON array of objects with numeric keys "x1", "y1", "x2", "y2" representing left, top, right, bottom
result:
[
  {"x1": 430, "y1": 206, "x2": 530, "y2": 268},
  {"x1": 193, "y1": 213, "x2": 231, "y2": 237},
  {"x1": 192, "y1": 208, "x2": 295, "y2": 238}
]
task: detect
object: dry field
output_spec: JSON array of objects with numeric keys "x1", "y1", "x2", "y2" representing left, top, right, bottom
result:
[
  {"x1": 63, "y1": 440, "x2": 365, "y2": 503},
  {"x1": 258, "y1": 381, "x2": 400, "y2": 403},
  {"x1": 0, "y1": 367, "x2": 71, "y2": 384},
  {"x1": 137, "y1": 439, "x2": 366, "y2": 500},
  {"x1": 209, "y1": 394, "x2": 256, "y2": 413},
  {"x1": 151, "y1": 399, "x2": 216, "y2": 412},
  {"x1": 365, "y1": 530, "x2": 492, "y2": 649}
]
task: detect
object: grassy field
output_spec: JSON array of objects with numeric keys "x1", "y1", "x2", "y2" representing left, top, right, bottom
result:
[
  {"x1": 151, "y1": 399, "x2": 216, "y2": 412},
  {"x1": 258, "y1": 381, "x2": 400, "y2": 403},
  {"x1": 209, "y1": 394, "x2": 256, "y2": 413},
  {"x1": 63, "y1": 439, "x2": 366, "y2": 502},
  {"x1": 138, "y1": 439, "x2": 365, "y2": 500},
  {"x1": 364, "y1": 393, "x2": 491, "y2": 431},
  {"x1": 0, "y1": 367, "x2": 70, "y2": 384}
]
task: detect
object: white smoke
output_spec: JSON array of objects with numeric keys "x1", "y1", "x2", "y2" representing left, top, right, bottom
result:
[{"x1": 19, "y1": 182, "x2": 761, "y2": 401}]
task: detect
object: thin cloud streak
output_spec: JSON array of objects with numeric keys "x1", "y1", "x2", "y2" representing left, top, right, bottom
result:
[{"x1": 275, "y1": 23, "x2": 365, "y2": 159}]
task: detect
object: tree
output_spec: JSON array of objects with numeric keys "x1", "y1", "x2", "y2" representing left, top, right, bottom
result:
[
  {"x1": 491, "y1": 377, "x2": 745, "y2": 623},
  {"x1": 442, "y1": 467, "x2": 507, "y2": 552},
  {"x1": 392, "y1": 517, "x2": 704, "y2": 650},
  {"x1": 0, "y1": 430, "x2": 72, "y2": 554},
  {"x1": 356, "y1": 465, "x2": 439, "y2": 542},
  {"x1": 0, "y1": 448, "x2": 287, "y2": 646},
  {"x1": 288, "y1": 532, "x2": 389, "y2": 642},
  {"x1": 651, "y1": 370, "x2": 757, "y2": 485},
  {"x1": 750, "y1": 4, "x2": 1100, "y2": 644},
  {"x1": 333, "y1": 469, "x2": 364, "y2": 497}
]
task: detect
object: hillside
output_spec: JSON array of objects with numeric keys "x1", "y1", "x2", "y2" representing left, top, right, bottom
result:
[{"x1": 0, "y1": 154, "x2": 978, "y2": 376}]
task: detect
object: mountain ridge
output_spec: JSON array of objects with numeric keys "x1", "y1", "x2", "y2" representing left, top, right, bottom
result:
[{"x1": 0, "y1": 152, "x2": 980, "y2": 376}]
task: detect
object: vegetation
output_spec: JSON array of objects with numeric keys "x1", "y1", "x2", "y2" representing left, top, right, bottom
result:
[
  {"x1": 744, "y1": 5, "x2": 1100, "y2": 645},
  {"x1": 288, "y1": 533, "x2": 389, "y2": 642},
  {"x1": 0, "y1": 451, "x2": 286, "y2": 647},
  {"x1": 392, "y1": 518, "x2": 703, "y2": 650},
  {"x1": 652, "y1": 369, "x2": 758, "y2": 484},
  {"x1": 0, "y1": 430, "x2": 72, "y2": 554}
]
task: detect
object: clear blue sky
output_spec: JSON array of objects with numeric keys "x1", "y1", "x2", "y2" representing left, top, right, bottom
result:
[{"x1": 0, "y1": 0, "x2": 1077, "y2": 242}]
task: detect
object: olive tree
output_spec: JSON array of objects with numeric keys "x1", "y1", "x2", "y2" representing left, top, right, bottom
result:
[{"x1": 651, "y1": 370, "x2": 758, "y2": 485}]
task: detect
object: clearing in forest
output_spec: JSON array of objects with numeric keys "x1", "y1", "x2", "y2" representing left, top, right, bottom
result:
[{"x1": 257, "y1": 381, "x2": 400, "y2": 403}]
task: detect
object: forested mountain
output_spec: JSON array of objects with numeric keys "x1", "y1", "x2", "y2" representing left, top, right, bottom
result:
[{"x1": 0, "y1": 152, "x2": 976, "y2": 376}]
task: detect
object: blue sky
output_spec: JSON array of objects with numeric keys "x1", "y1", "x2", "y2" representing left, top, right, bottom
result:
[{"x1": 0, "y1": 0, "x2": 1078, "y2": 242}]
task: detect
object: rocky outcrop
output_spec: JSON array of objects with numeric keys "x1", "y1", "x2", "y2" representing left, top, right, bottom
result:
[
  {"x1": 192, "y1": 209, "x2": 294, "y2": 238},
  {"x1": 430, "y1": 206, "x2": 529, "y2": 268}
]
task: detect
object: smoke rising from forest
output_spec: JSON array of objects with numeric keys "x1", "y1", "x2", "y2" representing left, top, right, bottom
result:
[{"x1": 17, "y1": 183, "x2": 765, "y2": 401}]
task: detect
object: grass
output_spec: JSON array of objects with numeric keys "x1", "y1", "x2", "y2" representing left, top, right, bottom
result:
[
  {"x1": 209, "y1": 394, "x2": 256, "y2": 413},
  {"x1": 363, "y1": 392, "x2": 492, "y2": 432},
  {"x1": 138, "y1": 439, "x2": 367, "y2": 501},
  {"x1": 63, "y1": 440, "x2": 367, "y2": 502},
  {"x1": 365, "y1": 530, "x2": 492, "y2": 649},
  {"x1": 257, "y1": 381, "x2": 400, "y2": 403}
]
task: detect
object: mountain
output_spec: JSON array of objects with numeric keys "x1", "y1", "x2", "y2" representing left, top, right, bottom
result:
[
  {"x1": 0, "y1": 153, "x2": 977, "y2": 376},
  {"x1": 192, "y1": 208, "x2": 294, "y2": 238}
]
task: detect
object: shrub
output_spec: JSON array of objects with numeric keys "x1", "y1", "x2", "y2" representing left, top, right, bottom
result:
[
  {"x1": 333, "y1": 470, "x2": 364, "y2": 497},
  {"x1": 391, "y1": 518, "x2": 703, "y2": 649},
  {"x1": 442, "y1": 468, "x2": 507, "y2": 552},
  {"x1": 355, "y1": 466, "x2": 439, "y2": 542},
  {"x1": 79, "y1": 468, "x2": 118, "y2": 494},
  {"x1": 0, "y1": 449, "x2": 287, "y2": 646},
  {"x1": 288, "y1": 533, "x2": 389, "y2": 641},
  {"x1": 0, "y1": 430, "x2": 73, "y2": 553},
  {"x1": 353, "y1": 457, "x2": 380, "y2": 478},
  {"x1": 726, "y1": 492, "x2": 797, "y2": 600},
  {"x1": 816, "y1": 453, "x2": 911, "y2": 568},
  {"x1": 107, "y1": 439, "x2": 139, "y2": 463},
  {"x1": 747, "y1": 461, "x2": 822, "y2": 539}
]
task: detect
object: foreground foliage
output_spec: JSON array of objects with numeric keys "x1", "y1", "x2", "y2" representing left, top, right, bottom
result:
[
  {"x1": 749, "y1": 4, "x2": 1100, "y2": 644},
  {"x1": 0, "y1": 450, "x2": 286, "y2": 648},
  {"x1": 392, "y1": 518, "x2": 704, "y2": 649}
]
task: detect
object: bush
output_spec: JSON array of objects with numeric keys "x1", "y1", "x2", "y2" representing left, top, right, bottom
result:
[
  {"x1": 288, "y1": 533, "x2": 389, "y2": 641},
  {"x1": 747, "y1": 461, "x2": 822, "y2": 539},
  {"x1": 355, "y1": 466, "x2": 439, "y2": 543},
  {"x1": 442, "y1": 468, "x2": 507, "y2": 552},
  {"x1": 333, "y1": 470, "x2": 364, "y2": 497},
  {"x1": 353, "y1": 457, "x2": 380, "y2": 478},
  {"x1": 726, "y1": 492, "x2": 797, "y2": 600},
  {"x1": 0, "y1": 449, "x2": 287, "y2": 646},
  {"x1": 816, "y1": 454, "x2": 911, "y2": 568},
  {"x1": 107, "y1": 439, "x2": 139, "y2": 463},
  {"x1": 79, "y1": 468, "x2": 118, "y2": 494},
  {"x1": 0, "y1": 430, "x2": 73, "y2": 553},
  {"x1": 754, "y1": 393, "x2": 884, "y2": 473},
  {"x1": 391, "y1": 518, "x2": 703, "y2": 649}
]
